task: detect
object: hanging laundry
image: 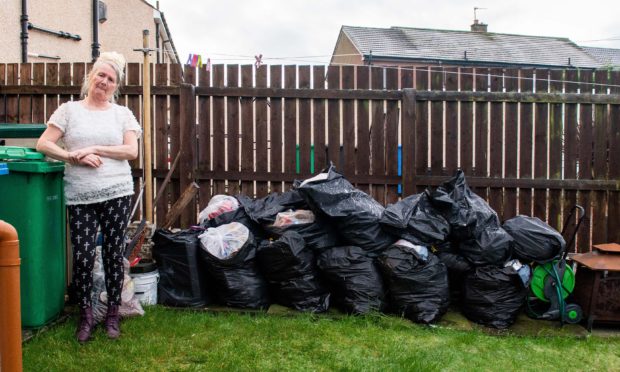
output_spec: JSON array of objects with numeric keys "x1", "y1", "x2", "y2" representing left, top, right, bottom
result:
[
  {"x1": 185, "y1": 54, "x2": 203, "y2": 68},
  {"x1": 254, "y1": 54, "x2": 263, "y2": 69}
]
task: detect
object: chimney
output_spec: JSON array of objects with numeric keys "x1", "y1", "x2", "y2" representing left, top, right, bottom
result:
[{"x1": 471, "y1": 19, "x2": 488, "y2": 32}]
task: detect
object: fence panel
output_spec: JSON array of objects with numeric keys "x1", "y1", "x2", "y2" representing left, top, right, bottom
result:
[
  {"x1": 444, "y1": 67, "x2": 459, "y2": 175},
  {"x1": 414, "y1": 67, "x2": 429, "y2": 193},
  {"x1": 473, "y1": 68, "x2": 489, "y2": 198},
  {"x1": 356, "y1": 65, "x2": 371, "y2": 194},
  {"x1": 154, "y1": 63, "x2": 170, "y2": 223},
  {"x1": 577, "y1": 70, "x2": 594, "y2": 252},
  {"x1": 212, "y1": 64, "x2": 227, "y2": 196},
  {"x1": 241, "y1": 64, "x2": 253, "y2": 195},
  {"x1": 489, "y1": 67, "x2": 504, "y2": 217},
  {"x1": 313, "y1": 65, "x2": 327, "y2": 174},
  {"x1": 460, "y1": 67, "x2": 474, "y2": 175},
  {"x1": 32, "y1": 63, "x2": 45, "y2": 123},
  {"x1": 269, "y1": 65, "x2": 283, "y2": 193},
  {"x1": 342, "y1": 65, "x2": 355, "y2": 179},
  {"x1": 327, "y1": 65, "x2": 340, "y2": 170},
  {"x1": 563, "y1": 69, "x2": 579, "y2": 250},
  {"x1": 370, "y1": 66, "x2": 386, "y2": 204},
  {"x1": 298, "y1": 65, "x2": 312, "y2": 180},
  {"x1": 255, "y1": 65, "x2": 269, "y2": 198},
  {"x1": 2, "y1": 63, "x2": 618, "y2": 240},
  {"x1": 591, "y1": 71, "x2": 609, "y2": 245},
  {"x1": 167, "y1": 64, "x2": 183, "y2": 226},
  {"x1": 548, "y1": 69, "x2": 564, "y2": 230},
  {"x1": 197, "y1": 64, "x2": 212, "y2": 209},
  {"x1": 227, "y1": 65, "x2": 241, "y2": 195},
  {"x1": 609, "y1": 71, "x2": 620, "y2": 243},
  {"x1": 385, "y1": 67, "x2": 400, "y2": 204},
  {"x1": 8, "y1": 64, "x2": 19, "y2": 123},
  {"x1": 19, "y1": 63, "x2": 32, "y2": 123},
  {"x1": 533, "y1": 69, "x2": 550, "y2": 221},
  {"x1": 519, "y1": 69, "x2": 535, "y2": 216},
  {"x1": 284, "y1": 65, "x2": 297, "y2": 191},
  {"x1": 503, "y1": 68, "x2": 519, "y2": 220}
]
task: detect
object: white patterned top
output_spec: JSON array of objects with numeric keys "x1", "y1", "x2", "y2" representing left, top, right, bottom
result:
[{"x1": 47, "y1": 101, "x2": 142, "y2": 205}]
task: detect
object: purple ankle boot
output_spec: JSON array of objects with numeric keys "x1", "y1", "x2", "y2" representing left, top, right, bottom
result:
[
  {"x1": 104, "y1": 304, "x2": 121, "y2": 339},
  {"x1": 76, "y1": 307, "x2": 95, "y2": 344}
]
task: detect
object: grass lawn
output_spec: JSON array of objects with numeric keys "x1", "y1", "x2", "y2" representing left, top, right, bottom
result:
[{"x1": 23, "y1": 306, "x2": 620, "y2": 371}]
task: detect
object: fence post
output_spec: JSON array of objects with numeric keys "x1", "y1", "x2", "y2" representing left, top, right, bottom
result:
[
  {"x1": 179, "y1": 83, "x2": 197, "y2": 228},
  {"x1": 402, "y1": 88, "x2": 417, "y2": 196}
]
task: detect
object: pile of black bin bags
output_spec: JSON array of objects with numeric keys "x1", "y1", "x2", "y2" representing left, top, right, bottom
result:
[{"x1": 152, "y1": 165, "x2": 540, "y2": 329}]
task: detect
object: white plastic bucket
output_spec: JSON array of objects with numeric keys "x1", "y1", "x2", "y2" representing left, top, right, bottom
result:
[{"x1": 130, "y1": 270, "x2": 159, "y2": 305}]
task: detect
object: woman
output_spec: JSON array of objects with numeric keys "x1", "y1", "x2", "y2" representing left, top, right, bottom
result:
[{"x1": 36, "y1": 52, "x2": 141, "y2": 343}]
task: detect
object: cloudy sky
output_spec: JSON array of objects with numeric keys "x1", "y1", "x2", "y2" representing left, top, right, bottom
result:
[{"x1": 150, "y1": 0, "x2": 620, "y2": 65}]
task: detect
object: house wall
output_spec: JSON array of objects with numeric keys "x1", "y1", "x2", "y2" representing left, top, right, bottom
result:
[
  {"x1": 0, "y1": 0, "x2": 173, "y2": 64},
  {"x1": 330, "y1": 32, "x2": 364, "y2": 66}
]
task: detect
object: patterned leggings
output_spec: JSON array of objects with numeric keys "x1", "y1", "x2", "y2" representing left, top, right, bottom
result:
[{"x1": 68, "y1": 195, "x2": 132, "y2": 309}]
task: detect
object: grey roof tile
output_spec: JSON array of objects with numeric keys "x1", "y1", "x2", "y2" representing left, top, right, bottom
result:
[
  {"x1": 342, "y1": 26, "x2": 604, "y2": 68},
  {"x1": 581, "y1": 46, "x2": 620, "y2": 67}
]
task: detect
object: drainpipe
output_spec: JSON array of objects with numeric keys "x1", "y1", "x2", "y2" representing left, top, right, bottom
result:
[
  {"x1": 92, "y1": 0, "x2": 100, "y2": 62},
  {"x1": 20, "y1": 0, "x2": 28, "y2": 62},
  {"x1": 0, "y1": 220, "x2": 22, "y2": 372}
]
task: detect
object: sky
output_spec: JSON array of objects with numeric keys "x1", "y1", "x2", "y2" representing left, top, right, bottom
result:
[{"x1": 150, "y1": 0, "x2": 620, "y2": 65}]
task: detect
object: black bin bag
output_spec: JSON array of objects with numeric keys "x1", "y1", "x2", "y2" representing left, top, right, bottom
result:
[
  {"x1": 152, "y1": 229, "x2": 211, "y2": 307},
  {"x1": 257, "y1": 231, "x2": 330, "y2": 312},
  {"x1": 380, "y1": 192, "x2": 450, "y2": 246},
  {"x1": 198, "y1": 222, "x2": 270, "y2": 310},
  {"x1": 461, "y1": 263, "x2": 528, "y2": 329},
  {"x1": 317, "y1": 246, "x2": 386, "y2": 315},
  {"x1": 296, "y1": 164, "x2": 396, "y2": 254},
  {"x1": 428, "y1": 170, "x2": 500, "y2": 240},
  {"x1": 434, "y1": 240, "x2": 472, "y2": 273},
  {"x1": 244, "y1": 190, "x2": 339, "y2": 251},
  {"x1": 458, "y1": 226, "x2": 513, "y2": 267},
  {"x1": 378, "y1": 240, "x2": 450, "y2": 324},
  {"x1": 503, "y1": 215, "x2": 566, "y2": 264}
]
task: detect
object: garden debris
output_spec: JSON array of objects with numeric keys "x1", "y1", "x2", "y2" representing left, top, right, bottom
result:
[
  {"x1": 257, "y1": 231, "x2": 330, "y2": 312},
  {"x1": 378, "y1": 240, "x2": 450, "y2": 324},
  {"x1": 198, "y1": 223, "x2": 270, "y2": 310},
  {"x1": 317, "y1": 245, "x2": 386, "y2": 315},
  {"x1": 503, "y1": 215, "x2": 566, "y2": 263},
  {"x1": 152, "y1": 229, "x2": 211, "y2": 307}
]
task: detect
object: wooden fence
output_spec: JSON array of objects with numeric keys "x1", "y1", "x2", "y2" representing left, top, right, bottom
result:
[{"x1": 1, "y1": 62, "x2": 619, "y2": 252}]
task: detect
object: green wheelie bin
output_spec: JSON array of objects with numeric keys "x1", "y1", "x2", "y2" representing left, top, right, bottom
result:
[{"x1": 0, "y1": 146, "x2": 66, "y2": 328}]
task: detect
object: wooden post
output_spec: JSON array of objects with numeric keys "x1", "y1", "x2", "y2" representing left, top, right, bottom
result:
[{"x1": 141, "y1": 30, "x2": 153, "y2": 222}]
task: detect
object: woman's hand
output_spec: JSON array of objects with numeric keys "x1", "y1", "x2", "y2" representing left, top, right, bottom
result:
[{"x1": 77, "y1": 153, "x2": 103, "y2": 168}]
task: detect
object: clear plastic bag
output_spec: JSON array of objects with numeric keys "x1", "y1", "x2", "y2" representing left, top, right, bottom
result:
[
  {"x1": 91, "y1": 246, "x2": 144, "y2": 323},
  {"x1": 198, "y1": 195, "x2": 240, "y2": 224},
  {"x1": 198, "y1": 222, "x2": 250, "y2": 259},
  {"x1": 272, "y1": 209, "x2": 316, "y2": 227}
]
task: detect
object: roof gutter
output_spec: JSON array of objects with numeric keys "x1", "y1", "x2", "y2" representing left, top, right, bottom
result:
[
  {"x1": 362, "y1": 54, "x2": 597, "y2": 70},
  {"x1": 155, "y1": 11, "x2": 179, "y2": 64}
]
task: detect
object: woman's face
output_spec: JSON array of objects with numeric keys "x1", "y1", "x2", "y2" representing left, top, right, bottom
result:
[{"x1": 88, "y1": 63, "x2": 118, "y2": 102}]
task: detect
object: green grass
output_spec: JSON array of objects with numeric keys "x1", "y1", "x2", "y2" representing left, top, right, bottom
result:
[{"x1": 23, "y1": 306, "x2": 620, "y2": 371}]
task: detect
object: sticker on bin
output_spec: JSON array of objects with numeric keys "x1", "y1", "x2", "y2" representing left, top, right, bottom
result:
[{"x1": 0, "y1": 163, "x2": 8, "y2": 175}]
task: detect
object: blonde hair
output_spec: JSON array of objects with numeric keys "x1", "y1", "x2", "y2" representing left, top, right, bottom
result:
[{"x1": 81, "y1": 51, "x2": 126, "y2": 102}]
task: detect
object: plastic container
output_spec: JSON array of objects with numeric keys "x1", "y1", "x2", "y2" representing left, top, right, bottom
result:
[
  {"x1": 130, "y1": 261, "x2": 159, "y2": 305},
  {"x1": 0, "y1": 146, "x2": 66, "y2": 328}
]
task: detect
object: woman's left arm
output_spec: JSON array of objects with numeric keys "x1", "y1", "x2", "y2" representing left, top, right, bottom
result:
[{"x1": 74, "y1": 130, "x2": 139, "y2": 161}]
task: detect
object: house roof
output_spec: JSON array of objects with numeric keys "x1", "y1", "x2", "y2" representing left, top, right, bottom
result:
[
  {"x1": 340, "y1": 25, "x2": 605, "y2": 68},
  {"x1": 581, "y1": 46, "x2": 620, "y2": 67}
]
